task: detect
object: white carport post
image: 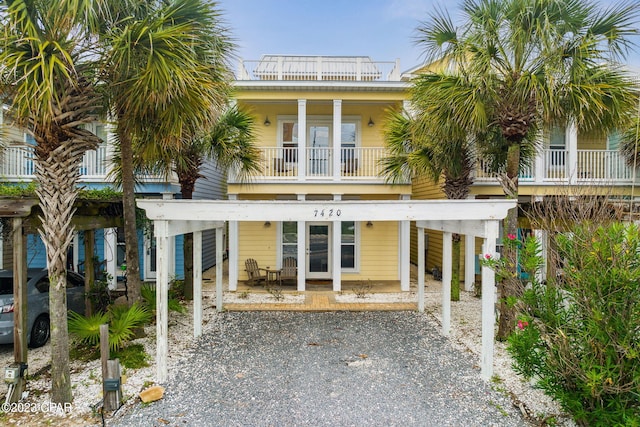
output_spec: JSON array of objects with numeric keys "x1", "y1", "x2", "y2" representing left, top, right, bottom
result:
[
  {"x1": 441, "y1": 231, "x2": 452, "y2": 336},
  {"x1": 417, "y1": 226, "x2": 425, "y2": 312},
  {"x1": 332, "y1": 194, "x2": 342, "y2": 291},
  {"x1": 155, "y1": 220, "x2": 170, "y2": 383},
  {"x1": 481, "y1": 220, "x2": 499, "y2": 380},
  {"x1": 216, "y1": 227, "x2": 224, "y2": 312},
  {"x1": 193, "y1": 230, "x2": 202, "y2": 338},
  {"x1": 228, "y1": 195, "x2": 238, "y2": 291},
  {"x1": 297, "y1": 195, "x2": 306, "y2": 291},
  {"x1": 400, "y1": 195, "x2": 411, "y2": 291},
  {"x1": 465, "y1": 234, "x2": 476, "y2": 292}
]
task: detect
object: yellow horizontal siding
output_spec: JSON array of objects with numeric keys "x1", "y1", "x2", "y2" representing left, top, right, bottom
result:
[
  {"x1": 237, "y1": 222, "x2": 279, "y2": 280},
  {"x1": 358, "y1": 222, "x2": 398, "y2": 281}
]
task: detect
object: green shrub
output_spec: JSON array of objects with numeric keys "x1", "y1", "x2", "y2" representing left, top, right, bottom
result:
[
  {"x1": 111, "y1": 343, "x2": 149, "y2": 369},
  {"x1": 68, "y1": 311, "x2": 109, "y2": 347},
  {"x1": 503, "y1": 223, "x2": 640, "y2": 426},
  {"x1": 141, "y1": 283, "x2": 186, "y2": 314}
]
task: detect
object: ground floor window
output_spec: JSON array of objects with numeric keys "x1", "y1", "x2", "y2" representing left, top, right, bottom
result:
[{"x1": 282, "y1": 221, "x2": 297, "y2": 261}]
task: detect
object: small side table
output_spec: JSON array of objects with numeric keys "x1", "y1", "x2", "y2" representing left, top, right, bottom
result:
[{"x1": 265, "y1": 267, "x2": 282, "y2": 286}]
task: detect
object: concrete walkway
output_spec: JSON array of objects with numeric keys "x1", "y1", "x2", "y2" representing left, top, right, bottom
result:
[{"x1": 223, "y1": 291, "x2": 418, "y2": 312}]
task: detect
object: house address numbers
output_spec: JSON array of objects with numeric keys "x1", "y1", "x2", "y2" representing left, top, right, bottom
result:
[{"x1": 313, "y1": 208, "x2": 341, "y2": 218}]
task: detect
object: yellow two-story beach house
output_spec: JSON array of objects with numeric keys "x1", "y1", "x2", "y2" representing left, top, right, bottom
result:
[{"x1": 229, "y1": 55, "x2": 412, "y2": 291}]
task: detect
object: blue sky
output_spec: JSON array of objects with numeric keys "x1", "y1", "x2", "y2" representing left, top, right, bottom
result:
[{"x1": 222, "y1": 0, "x2": 640, "y2": 72}]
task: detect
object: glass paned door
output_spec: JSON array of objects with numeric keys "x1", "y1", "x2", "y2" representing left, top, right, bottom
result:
[
  {"x1": 307, "y1": 223, "x2": 331, "y2": 279},
  {"x1": 308, "y1": 125, "x2": 330, "y2": 175}
]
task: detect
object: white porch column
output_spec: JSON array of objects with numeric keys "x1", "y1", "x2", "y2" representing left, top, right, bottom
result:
[
  {"x1": 332, "y1": 194, "x2": 342, "y2": 291},
  {"x1": 298, "y1": 100, "x2": 307, "y2": 180},
  {"x1": 417, "y1": 227, "x2": 425, "y2": 312},
  {"x1": 155, "y1": 220, "x2": 170, "y2": 383},
  {"x1": 567, "y1": 121, "x2": 578, "y2": 185},
  {"x1": 442, "y1": 231, "x2": 453, "y2": 336},
  {"x1": 104, "y1": 228, "x2": 117, "y2": 290},
  {"x1": 216, "y1": 227, "x2": 224, "y2": 312},
  {"x1": 399, "y1": 195, "x2": 410, "y2": 291},
  {"x1": 228, "y1": 194, "x2": 239, "y2": 291},
  {"x1": 464, "y1": 234, "x2": 476, "y2": 292},
  {"x1": 193, "y1": 230, "x2": 202, "y2": 338},
  {"x1": 297, "y1": 194, "x2": 306, "y2": 291},
  {"x1": 534, "y1": 133, "x2": 545, "y2": 184},
  {"x1": 481, "y1": 220, "x2": 499, "y2": 380},
  {"x1": 332, "y1": 100, "x2": 342, "y2": 180}
]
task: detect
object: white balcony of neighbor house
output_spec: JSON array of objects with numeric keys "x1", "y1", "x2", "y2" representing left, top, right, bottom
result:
[
  {"x1": 473, "y1": 148, "x2": 637, "y2": 185},
  {"x1": 228, "y1": 145, "x2": 407, "y2": 184},
  {"x1": 237, "y1": 55, "x2": 403, "y2": 82},
  {"x1": 0, "y1": 144, "x2": 177, "y2": 184}
]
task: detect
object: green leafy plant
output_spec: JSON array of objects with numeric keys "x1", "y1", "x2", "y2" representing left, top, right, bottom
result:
[
  {"x1": 108, "y1": 303, "x2": 152, "y2": 351},
  {"x1": 111, "y1": 343, "x2": 149, "y2": 369},
  {"x1": 68, "y1": 311, "x2": 109, "y2": 348},
  {"x1": 486, "y1": 223, "x2": 640, "y2": 426},
  {"x1": 141, "y1": 283, "x2": 186, "y2": 314},
  {"x1": 68, "y1": 303, "x2": 151, "y2": 352},
  {"x1": 0, "y1": 181, "x2": 38, "y2": 197}
]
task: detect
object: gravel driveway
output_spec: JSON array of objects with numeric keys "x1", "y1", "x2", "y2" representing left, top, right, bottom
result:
[{"x1": 112, "y1": 311, "x2": 529, "y2": 427}]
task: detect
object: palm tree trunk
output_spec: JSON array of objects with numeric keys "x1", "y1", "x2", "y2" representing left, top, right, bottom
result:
[
  {"x1": 179, "y1": 178, "x2": 196, "y2": 300},
  {"x1": 35, "y1": 143, "x2": 85, "y2": 404},
  {"x1": 496, "y1": 143, "x2": 522, "y2": 340},
  {"x1": 119, "y1": 131, "x2": 142, "y2": 305}
]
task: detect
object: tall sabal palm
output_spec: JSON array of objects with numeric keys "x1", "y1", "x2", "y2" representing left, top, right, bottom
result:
[
  {"x1": 101, "y1": 0, "x2": 234, "y2": 304},
  {"x1": 120, "y1": 105, "x2": 261, "y2": 298},
  {"x1": 416, "y1": 0, "x2": 639, "y2": 338},
  {"x1": 0, "y1": 0, "x2": 105, "y2": 403},
  {"x1": 382, "y1": 109, "x2": 474, "y2": 301}
]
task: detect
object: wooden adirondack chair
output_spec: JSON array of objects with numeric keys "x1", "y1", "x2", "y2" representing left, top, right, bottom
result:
[
  {"x1": 281, "y1": 257, "x2": 297, "y2": 285},
  {"x1": 244, "y1": 258, "x2": 267, "y2": 286}
]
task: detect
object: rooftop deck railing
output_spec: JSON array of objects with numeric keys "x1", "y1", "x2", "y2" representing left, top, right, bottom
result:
[{"x1": 237, "y1": 57, "x2": 402, "y2": 82}]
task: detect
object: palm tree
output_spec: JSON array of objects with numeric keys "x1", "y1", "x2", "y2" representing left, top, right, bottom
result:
[
  {"x1": 101, "y1": 0, "x2": 234, "y2": 305},
  {"x1": 0, "y1": 0, "x2": 105, "y2": 403},
  {"x1": 122, "y1": 105, "x2": 261, "y2": 299},
  {"x1": 382, "y1": 109, "x2": 474, "y2": 301},
  {"x1": 415, "y1": 0, "x2": 639, "y2": 339}
]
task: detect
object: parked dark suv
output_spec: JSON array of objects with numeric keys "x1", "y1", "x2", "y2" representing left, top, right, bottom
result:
[{"x1": 0, "y1": 269, "x2": 85, "y2": 347}]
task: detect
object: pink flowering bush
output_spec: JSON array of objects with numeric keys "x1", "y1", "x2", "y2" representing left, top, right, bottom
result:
[{"x1": 490, "y1": 223, "x2": 640, "y2": 426}]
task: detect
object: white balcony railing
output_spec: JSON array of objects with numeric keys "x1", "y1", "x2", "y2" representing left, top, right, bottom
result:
[
  {"x1": 230, "y1": 146, "x2": 402, "y2": 182},
  {"x1": 474, "y1": 148, "x2": 636, "y2": 184},
  {"x1": 1, "y1": 144, "x2": 108, "y2": 180}
]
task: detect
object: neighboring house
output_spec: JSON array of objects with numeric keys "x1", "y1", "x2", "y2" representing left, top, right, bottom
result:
[
  {"x1": 0, "y1": 109, "x2": 226, "y2": 287},
  {"x1": 231, "y1": 55, "x2": 412, "y2": 291},
  {"x1": 415, "y1": 105, "x2": 640, "y2": 285}
]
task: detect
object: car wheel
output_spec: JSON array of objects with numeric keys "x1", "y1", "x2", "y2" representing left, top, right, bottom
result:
[{"x1": 29, "y1": 315, "x2": 50, "y2": 348}]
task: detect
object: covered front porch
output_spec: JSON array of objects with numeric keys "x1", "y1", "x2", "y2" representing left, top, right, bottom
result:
[{"x1": 137, "y1": 199, "x2": 515, "y2": 384}]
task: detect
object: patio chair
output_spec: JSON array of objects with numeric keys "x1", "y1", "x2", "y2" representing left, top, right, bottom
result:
[
  {"x1": 244, "y1": 258, "x2": 267, "y2": 286},
  {"x1": 281, "y1": 257, "x2": 297, "y2": 285}
]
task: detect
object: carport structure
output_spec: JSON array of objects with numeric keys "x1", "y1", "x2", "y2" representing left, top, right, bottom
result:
[{"x1": 137, "y1": 199, "x2": 515, "y2": 383}]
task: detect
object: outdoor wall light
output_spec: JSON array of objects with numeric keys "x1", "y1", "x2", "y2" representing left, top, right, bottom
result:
[
  {"x1": 368, "y1": 117, "x2": 374, "y2": 127},
  {"x1": 366, "y1": 221, "x2": 373, "y2": 228},
  {"x1": 264, "y1": 221, "x2": 271, "y2": 227},
  {"x1": 264, "y1": 116, "x2": 271, "y2": 126}
]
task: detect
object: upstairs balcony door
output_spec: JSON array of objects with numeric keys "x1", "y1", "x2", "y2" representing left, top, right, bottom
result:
[{"x1": 308, "y1": 125, "x2": 330, "y2": 175}]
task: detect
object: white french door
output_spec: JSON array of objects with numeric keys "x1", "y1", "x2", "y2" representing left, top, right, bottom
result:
[
  {"x1": 306, "y1": 222, "x2": 332, "y2": 279},
  {"x1": 144, "y1": 230, "x2": 157, "y2": 280}
]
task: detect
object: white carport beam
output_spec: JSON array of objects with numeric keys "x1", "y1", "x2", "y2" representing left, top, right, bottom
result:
[{"x1": 138, "y1": 200, "x2": 515, "y2": 222}]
